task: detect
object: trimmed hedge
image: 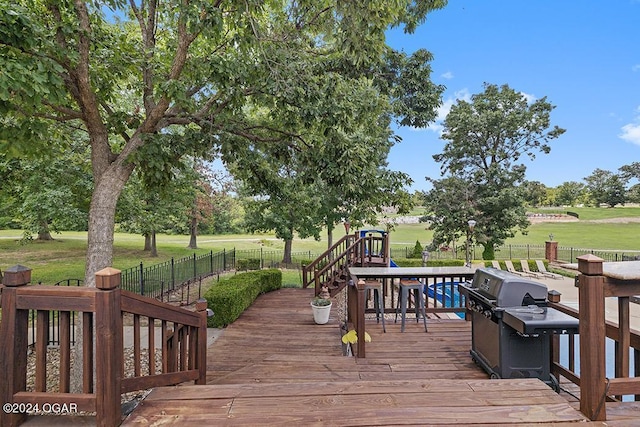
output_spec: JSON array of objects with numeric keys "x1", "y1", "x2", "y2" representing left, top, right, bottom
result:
[
  {"x1": 237, "y1": 258, "x2": 261, "y2": 271},
  {"x1": 204, "y1": 269, "x2": 282, "y2": 328},
  {"x1": 393, "y1": 258, "x2": 465, "y2": 267}
]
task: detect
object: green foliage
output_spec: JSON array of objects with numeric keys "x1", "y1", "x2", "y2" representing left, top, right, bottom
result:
[
  {"x1": 522, "y1": 181, "x2": 547, "y2": 207},
  {"x1": 0, "y1": 0, "x2": 447, "y2": 285},
  {"x1": 236, "y1": 258, "x2": 261, "y2": 271},
  {"x1": 411, "y1": 240, "x2": 423, "y2": 258},
  {"x1": 392, "y1": 258, "x2": 465, "y2": 267},
  {"x1": 204, "y1": 269, "x2": 282, "y2": 328},
  {"x1": 426, "y1": 83, "x2": 565, "y2": 259},
  {"x1": 583, "y1": 169, "x2": 627, "y2": 207},
  {"x1": 553, "y1": 181, "x2": 586, "y2": 206},
  {"x1": 311, "y1": 296, "x2": 332, "y2": 307}
]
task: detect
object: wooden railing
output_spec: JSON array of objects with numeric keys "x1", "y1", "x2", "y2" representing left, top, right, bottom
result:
[
  {"x1": 302, "y1": 234, "x2": 356, "y2": 295},
  {"x1": 548, "y1": 255, "x2": 640, "y2": 422},
  {"x1": 0, "y1": 266, "x2": 208, "y2": 427},
  {"x1": 302, "y1": 232, "x2": 390, "y2": 297},
  {"x1": 347, "y1": 269, "x2": 474, "y2": 358}
]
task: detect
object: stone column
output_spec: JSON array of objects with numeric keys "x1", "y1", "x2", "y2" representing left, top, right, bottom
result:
[{"x1": 545, "y1": 240, "x2": 558, "y2": 262}]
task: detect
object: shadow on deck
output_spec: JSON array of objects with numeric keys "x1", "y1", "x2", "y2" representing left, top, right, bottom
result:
[{"x1": 123, "y1": 288, "x2": 608, "y2": 426}]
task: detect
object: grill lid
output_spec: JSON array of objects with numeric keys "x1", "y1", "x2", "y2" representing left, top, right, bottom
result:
[{"x1": 471, "y1": 268, "x2": 547, "y2": 307}]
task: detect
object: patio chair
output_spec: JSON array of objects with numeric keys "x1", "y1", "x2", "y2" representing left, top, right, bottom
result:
[
  {"x1": 535, "y1": 260, "x2": 563, "y2": 279},
  {"x1": 504, "y1": 260, "x2": 526, "y2": 276},
  {"x1": 520, "y1": 260, "x2": 541, "y2": 278},
  {"x1": 491, "y1": 260, "x2": 502, "y2": 270}
]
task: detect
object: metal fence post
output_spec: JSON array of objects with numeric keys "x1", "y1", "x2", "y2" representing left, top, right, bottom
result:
[
  {"x1": 193, "y1": 253, "x2": 197, "y2": 279},
  {"x1": 139, "y1": 262, "x2": 144, "y2": 296},
  {"x1": 171, "y1": 257, "x2": 175, "y2": 290}
]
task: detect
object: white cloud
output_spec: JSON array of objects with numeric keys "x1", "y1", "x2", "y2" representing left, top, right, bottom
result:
[
  {"x1": 619, "y1": 106, "x2": 640, "y2": 145},
  {"x1": 441, "y1": 71, "x2": 454, "y2": 80},
  {"x1": 424, "y1": 88, "x2": 471, "y2": 134},
  {"x1": 521, "y1": 91, "x2": 537, "y2": 104},
  {"x1": 620, "y1": 123, "x2": 640, "y2": 145}
]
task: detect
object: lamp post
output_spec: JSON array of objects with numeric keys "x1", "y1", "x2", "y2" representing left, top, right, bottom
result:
[
  {"x1": 343, "y1": 218, "x2": 351, "y2": 235},
  {"x1": 465, "y1": 219, "x2": 477, "y2": 268},
  {"x1": 421, "y1": 248, "x2": 430, "y2": 267}
]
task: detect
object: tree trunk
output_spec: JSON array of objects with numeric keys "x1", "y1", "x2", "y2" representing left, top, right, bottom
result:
[
  {"x1": 72, "y1": 154, "x2": 133, "y2": 393},
  {"x1": 327, "y1": 225, "x2": 333, "y2": 249},
  {"x1": 144, "y1": 233, "x2": 152, "y2": 251},
  {"x1": 37, "y1": 221, "x2": 54, "y2": 240},
  {"x1": 283, "y1": 239, "x2": 292, "y2": 264},
  {"x1": 150, "y1": 230, "x2": 158, "y2": 257},
  {"x1": 187, "y1": 214, "x2": 198, "y2": 249},
  {"x1": 85, "y1": 175, "x2": 125, "y2": 287}
]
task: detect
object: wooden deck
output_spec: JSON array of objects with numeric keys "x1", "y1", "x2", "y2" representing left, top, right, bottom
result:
[{"x1": 123, "y1": 287, "x2": 608, "y2": 426}]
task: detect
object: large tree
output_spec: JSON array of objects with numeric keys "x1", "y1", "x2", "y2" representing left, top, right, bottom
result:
[
  {"x1": 0, "y1": 136, "x2": 92, "y2": 240},
  {"x1": 1, "y1": 1, "x2": 446, "y2": 287},
  {"x1": 553, "y1": 181, "x2": 586, "y2": 207},
  {"x1": 583, "y1": 168, "x2": 627, "y2": 208},
  {"x1": 426, "y1": 83, "x2": 565, "y2": 259}
]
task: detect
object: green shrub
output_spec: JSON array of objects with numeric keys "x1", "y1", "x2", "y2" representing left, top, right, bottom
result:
[
  {"x1": 237, "y1": 258, "x2": 261, "y2": 271},
  {"x1": 411, "y1": 240, "x2": 423, "y2": 258},
  {"x1": 392, "y1": 258, "x2": 465, "y2": 267},
  {"x1": 204, "y1": 269, "x2": 282, "y2": 327}
]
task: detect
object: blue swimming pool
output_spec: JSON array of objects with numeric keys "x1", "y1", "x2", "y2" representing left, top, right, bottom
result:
[{"x1": 424, "y1": 281, "x2": 465, "y2": 318}]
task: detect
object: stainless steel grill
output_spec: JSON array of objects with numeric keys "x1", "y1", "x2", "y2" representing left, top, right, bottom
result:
[{"x1": 458, "y1": 268, "x2": 578, "y2": 391}]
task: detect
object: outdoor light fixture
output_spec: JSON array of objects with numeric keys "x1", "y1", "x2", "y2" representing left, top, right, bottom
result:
[
  {"x1": 549, "y1": 233, "x2": 554, "y2": 241},
  {"x1": 466, "y1": 219, "x2": 477, "y2": 268},
  {"x1": 343, "y1": 219, "x2": 351, "y2": 235},
  {"x1": 421, "y1": 248, "x2": 430, "y2": 267}
]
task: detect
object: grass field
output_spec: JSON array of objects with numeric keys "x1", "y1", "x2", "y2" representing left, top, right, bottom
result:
[{"x1": 1, "y1": 206, "x2": 639, "y2": 284}]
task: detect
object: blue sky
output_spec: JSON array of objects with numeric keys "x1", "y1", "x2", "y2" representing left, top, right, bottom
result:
[{"x1": 386, "y1": 0, "x2": 640, "y2": 192}]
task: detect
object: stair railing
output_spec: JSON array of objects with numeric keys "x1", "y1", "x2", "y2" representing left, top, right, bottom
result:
[
  {"x1": 302, "y1": 233, "x2": 356, "y2": 289},
  {"x1": 304, "y1": 233, "x2": 391, "y2": 297}
]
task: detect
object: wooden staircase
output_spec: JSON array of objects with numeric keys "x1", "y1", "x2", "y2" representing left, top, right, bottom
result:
[{"x1": 302, "y1": 231, "x2": 390, "y2": 297}]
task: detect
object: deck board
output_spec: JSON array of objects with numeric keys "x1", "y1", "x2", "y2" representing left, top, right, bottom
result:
[{"x1": 122, "y1": 287, "x2": 605, "y2": 426}]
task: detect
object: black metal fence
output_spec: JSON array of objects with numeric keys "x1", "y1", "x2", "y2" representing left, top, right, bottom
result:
[
  {"x1": 23, "y1": 243, "x2": 640, "y2": 347},
  {"x1": 393, "y1": 244, "x2": 640, "y2": 264},
  {"x1": 119, "y1": 248, "x2": 319, "y2": 299},
  {"x1": 557, "y1": 246, "x2": 640, "y2": 263},
  {"x1": 118, "y1": 245, "x2": 640, "y2": 300}
]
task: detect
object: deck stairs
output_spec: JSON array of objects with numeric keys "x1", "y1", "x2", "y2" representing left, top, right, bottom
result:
[{"x1": 302, "y1": 232, "x2": 390, "y2": 297}]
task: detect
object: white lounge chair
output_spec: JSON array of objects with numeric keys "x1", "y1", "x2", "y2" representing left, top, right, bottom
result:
[
  {"x1": 535, "y1": 260, "x2": 563, "y2": 279},
  {"x1": 491, "y1": 260, "x2": 502, "y2": 270},
  {"x1": 504, "y1": 260, "x2": 526, "y2": 276},
  {"x1": 520, "y1": 260, "x2": 541, "y2": 278}
]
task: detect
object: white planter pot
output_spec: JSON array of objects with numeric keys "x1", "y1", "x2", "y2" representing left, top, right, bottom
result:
[{"x1": 311, "y1": 302, "x2": 332, "y2": 324}]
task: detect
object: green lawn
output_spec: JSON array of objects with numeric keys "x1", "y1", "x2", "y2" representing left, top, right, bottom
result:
[{"x1": 2, "y1": 205, "x2": 639, "y2": 284}]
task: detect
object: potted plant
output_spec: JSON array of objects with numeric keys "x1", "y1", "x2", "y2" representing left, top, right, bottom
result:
[{"x1": 310, "y1": 295, "x2": 332, "y2": 324}]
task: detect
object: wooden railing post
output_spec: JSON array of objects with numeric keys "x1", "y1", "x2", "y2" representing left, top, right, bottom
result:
[
  {"x1": 576, "y1": 254, "x2": 607, "y2": 421},
  {"x1": 195, "y1": 298, "x2": 208, "y2": 385},
  {"x1": 94, "y1": 267, "x2": 124, "y2": 427},
  {"x1": 0, "y1": 265, "x2": 32, "y2": 427},
  {"x1": 548, "y1": 290, "x2": 562, "y2": 383},
  {"x1": 355, "y1": 279, "x2": 366, "y2": 358}
]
